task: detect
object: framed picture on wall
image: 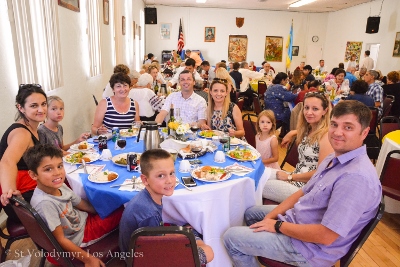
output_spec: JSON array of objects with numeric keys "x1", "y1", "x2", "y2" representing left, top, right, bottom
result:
[
  {"x1": 122, "y1": 16, "x2": 126, "y2": 35},
  {"x1": 344, "y1": 41, "x2": 363, "y2": 62},
  {"x1": 264, "y1": 36, "x2": 283, "y2": 62},
  {"x1": 58, "y1": 0, "x2": 80, "y2": 12},
  {"x1": 228, "y1": 35, "x2": 248, "y2": 62},
  {"x1": 393, "y1": 32, "x2": 400, "y2": 57},
  {"x1": 292, "y1": 46, "x2": 299, "y2": 56},
  {"x1": 103, "y1": 0, "x2": 109, "y2": 25},
  {"x1": 160, "y1": 23, "x2": 171, "y2": 40},
  {"x1": 205, "y1": 27, "x2": 215, "y2": 42}
]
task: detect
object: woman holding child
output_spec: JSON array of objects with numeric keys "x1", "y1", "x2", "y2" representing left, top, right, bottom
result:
[
  {"x1": 0, "y1": 84, "x2": 47, "y2": 221},
  {"x1": 263, "y1": 92, "x2": 333, "y2": 203},
  {"x1": 201, "y1": 79, "x2": 245, "y2": 138},
  {"x1": 92, "y1": 72, "x2": 141, "y2": 136}
]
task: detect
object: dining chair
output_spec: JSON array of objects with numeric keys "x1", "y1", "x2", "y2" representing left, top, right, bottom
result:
[
  {"x1": 379, "y1": 150, "x2": 400, "y2": 201},
  {"x1": 258, "y1": 81, "x2": 267, "y2": 108},
  {"x1": 128, "y1": 226, "x2": 201, "y2": 267},
  {"x1": 258, "y1": 197, "x2": 385, "y2": 267},
  {"x1": 364, "y1": 107, "x2": 380, "y2": 162},
  {"x1": 242, "y1": 114, "x2": 257, "y2": 148},
  {"x1": 379, "y1": 116, "x2": 400, "y2": 144},
  {"x1": 280, "y1": 139, "x2": 299, "y2": 171},
  {"x1": 237, "y1": 97, "x2": 245, "y2": 112},
  {"x1": 252, "y1": 92, "x2": 263, "y2": 115},
  {"x1": 0, "y1": 205, "x2": 29, "y2": 262},
  {"x1": 8, "y1": 196, "x2": 121, "y2": 267},
  {"x1": 381, "y1": 95, "x2": 394, "y2": 119}
]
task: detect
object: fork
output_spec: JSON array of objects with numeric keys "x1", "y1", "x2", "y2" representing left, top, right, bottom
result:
[{"x1": 67, "y1": 165, "x2": 84, "y2": 174}]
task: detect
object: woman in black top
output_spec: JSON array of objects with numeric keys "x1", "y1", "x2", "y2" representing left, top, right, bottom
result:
[
  {"x1": 382, "y1": 71, "x2": 400, "y2": 117},
  {"x1": 0, "y1": 84, "x2": 47, "y2": 221}
]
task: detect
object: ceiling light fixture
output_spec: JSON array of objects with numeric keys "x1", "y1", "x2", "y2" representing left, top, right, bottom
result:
[
  {"x1": 196, "y1": 0, "x2": 207, "y2": 3},
  {"x1": 289, "y1": 0, "x2": 317, "y2": 8}
]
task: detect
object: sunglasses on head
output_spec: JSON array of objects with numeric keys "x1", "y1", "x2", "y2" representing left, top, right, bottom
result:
[
  {"x1": 19, "y1": 84, "x2": 42, "y2": 90},
  {"x1": 212, "y1": 78, "x2": 228, "y2": 83}
]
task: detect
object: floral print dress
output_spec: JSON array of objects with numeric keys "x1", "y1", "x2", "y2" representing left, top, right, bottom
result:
[{"x1": 211, "y1": 103, "x2": 245, "y2": 140}]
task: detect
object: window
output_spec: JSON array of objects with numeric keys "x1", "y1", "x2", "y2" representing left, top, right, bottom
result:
[
  {"x1": 9, "y1": 0, "x2": 62, "y2": 91},
  {"x1": 87, "y1": 0, "x2": 102, "y2": 77}
]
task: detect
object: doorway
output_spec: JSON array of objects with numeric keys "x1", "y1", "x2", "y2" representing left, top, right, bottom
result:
[{"x1": 365, "y1": 43, "x2": 380, "y2": 70}]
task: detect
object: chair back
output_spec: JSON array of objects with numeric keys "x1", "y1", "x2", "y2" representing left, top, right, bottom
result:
[
  {"x1": 368, "y1": 107, "x2": 379, "y2": 135},
  {"x1": 339, "y1": 197, "x2": 385, "y2": 267},
  {"x1": 252, "y1": 93, "x2": 262, "y2": 115},
  {"x1": 379, "y1": 116, "x2": 400, "y2": 143},
  {"x1": 242, "y1": 114, "x2": 257, "y2": 148},
  {"x1": 237, "y1": 97, "x2": 244, "y2": 112},
  {"x1": 381, "y1": 96, "x2": 394, "y2": 119},
  {"x1": 379, "y1": 150, "x2": 400, "y2": 201},
  {"x1": 128, "y1": 226, "x2": 201, "y2": 267},
  {"x1": 258, "y1": 81, "x2": 267, "y2": 99},
  {"x1": 280, "y1": 139, "x2": 299, "y2": 171},
  {"x1": 10, "y1": 196, "x2": 75, "y2": 267}
]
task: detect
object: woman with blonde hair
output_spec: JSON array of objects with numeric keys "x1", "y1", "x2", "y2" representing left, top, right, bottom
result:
[
  {"x1": 263, "y1": 92, "x2": 333, "y2": 203},
  {"x1": 201, "y1": 79, "x2": 244, "y2": 138},
  {"x1": 215, "y1": 67, "x2": 236, "y2": 102}
]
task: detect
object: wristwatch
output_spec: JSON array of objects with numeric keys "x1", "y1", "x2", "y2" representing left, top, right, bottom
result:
[
  {"x1": 287, "y1": 174, "x2": 293, "y2": 181},
  {"x1": 275, "y1": 220, "x2": 283, "y2": 234}
]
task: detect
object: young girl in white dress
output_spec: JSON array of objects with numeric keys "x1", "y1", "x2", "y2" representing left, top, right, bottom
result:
[{"x1": 255, "y1": 110, "x2": 280, "y2": 169}]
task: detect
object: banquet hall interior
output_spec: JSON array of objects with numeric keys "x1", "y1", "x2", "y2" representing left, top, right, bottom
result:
[{"x1": 0, "y1": 0, "x2": 399, "y2": 266}]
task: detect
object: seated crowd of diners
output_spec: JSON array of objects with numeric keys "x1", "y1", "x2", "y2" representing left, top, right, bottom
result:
[{"x1": 0, "y1": 49, "x2": 399, "y2": 266}]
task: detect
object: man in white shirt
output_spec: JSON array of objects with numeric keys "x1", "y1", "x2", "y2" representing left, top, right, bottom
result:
[
  {"x1": 156, "y1": 70, "x2": 207, "y2": 125},
  {"x1": 258, "y1": 62, "x2": 275, "y2": 80},
  {"x1": 360, "y1": 50, "x2": 374, "y2": 71},
  {"x1": 200, "y1": 61, "x2": 216, "y2": 82},
  {"x1": 315, "y1": 59, "x2": 328, "y2": 74},
  {"x1": 239, "y1": 62, "x2": 264, "y2": 110},
  {"x1": 167, "y1": 58, "x2": 202, "y2": 87}
]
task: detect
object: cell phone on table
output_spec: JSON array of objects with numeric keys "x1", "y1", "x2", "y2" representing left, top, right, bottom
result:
[{"x1": 182, "y1": 176, "x2": 197, "y2": 187}]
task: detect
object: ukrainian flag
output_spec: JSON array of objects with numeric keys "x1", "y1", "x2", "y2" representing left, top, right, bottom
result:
[{"x1": 286, "y1": 20, "x2": 293, "y2": 69}]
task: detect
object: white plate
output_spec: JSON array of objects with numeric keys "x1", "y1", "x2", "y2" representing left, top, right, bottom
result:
[
  {"x1": 63, "y1": 152, "x2": 100, "y2": 164},
  {"x1": 120, "y1": 129, "x2": 138, "y2": 138},
  {"x1": 226, "y1": 148, "x2": 260, "y2": 161},
  {"x1": 88, "y1": 171, "x2": 119, "y2": 183},
  {"x1": 191, "y1": 166, "x2": 231, "y2": 183},
  {"x1": 198, "y1": 130, "x2": 224, "y2": 139},
  {"x1": 112, "y1": 153, "x2": 141, "y2": 167},
  {"x1": 70, "y1": 143, "x2": 95, "y2": 151},
  {"x1": 230, "y1": 137, "x2": 243, "y2": 146}
]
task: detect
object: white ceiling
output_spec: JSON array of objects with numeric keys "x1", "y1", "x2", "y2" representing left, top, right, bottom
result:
[{"x1": 144, "y1": 0, "x2": 375, "y2": 13}]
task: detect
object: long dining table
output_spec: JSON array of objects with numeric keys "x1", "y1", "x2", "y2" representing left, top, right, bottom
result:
[{"x1": 64, "y1": 135, "x2": 270, "y2": 267}]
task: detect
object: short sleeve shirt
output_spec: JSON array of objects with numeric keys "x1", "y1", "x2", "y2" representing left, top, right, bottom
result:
[
  {"x1": 161, "y1": 92, "x2": 207, "y2": 123},
  {"x1": 38, "y1": 124, "x2": 63, "y2": 149}
]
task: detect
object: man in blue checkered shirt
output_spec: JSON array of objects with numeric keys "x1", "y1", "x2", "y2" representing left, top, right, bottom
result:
[{"x1": 364, "y1": 70, "x2": 383, "y2": 117}]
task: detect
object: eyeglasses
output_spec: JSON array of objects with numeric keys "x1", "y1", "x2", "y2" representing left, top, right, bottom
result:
[
  {"x1": 305, "y1": 91, "x2": 325, "y2": 97},
  {"x1": 212, "y1": 78, "x2": 228, "y2": 83},
  {"x1": 19, "y1": 84, "x2": 42, "y2": 90}
]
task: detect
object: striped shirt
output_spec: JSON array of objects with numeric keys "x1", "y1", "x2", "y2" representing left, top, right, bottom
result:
[{"x1": 103, "y1": 97, "x2": 136, "y2": 130}]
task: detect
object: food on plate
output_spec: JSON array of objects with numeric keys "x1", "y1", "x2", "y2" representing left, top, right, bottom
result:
[
  {"x1": 65, "y1": 152, "x2": 90, "y2": 164},
  {"x1": 115, "y1": 158, "x2": 127, "y2": 165},
  {"x1": 199, "y1": 130, "x2": 219, "y2": 138},
  {"x1": 95, "y1": 171, "x2": 118, "y2": 182},
  {"x1": 114, "y1": 154, "x2": 140, "y2": 166},
  {"x1": 181, "y1": 145, "x2": 191, "y2": 153},
  {"x1": 194, "y1": 166, "x2": 227, "y2": 181},
  {"x1": 120, "y1": 129, "x2": 135, "y2": 137},
  {"x1": 228, "y1": 148, "x2": 255, "y2": 160},
  {"x1": 78, "y1": 141, "x2": 88, "y2": 150}
]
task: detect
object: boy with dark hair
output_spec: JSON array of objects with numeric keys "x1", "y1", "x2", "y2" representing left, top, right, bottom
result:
[
  {"x1": 24, "y1": 144, "x2": 123, "y2": 266},
  {"x1": 119, "y1": 148, "x2": 214, "y2": 265}
]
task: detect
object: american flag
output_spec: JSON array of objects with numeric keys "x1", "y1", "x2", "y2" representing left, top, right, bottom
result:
[{"x1": 177, "y1": 19, "x2": 184, "y2": 54}]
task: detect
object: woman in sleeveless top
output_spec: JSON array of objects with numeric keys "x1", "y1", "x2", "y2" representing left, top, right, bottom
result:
[
  {"x1": 201, "y1": 79, "x2": 244, "y2": 139},
  {"x1": 92, "y1": 73, "x2": 140, "y2": 136},
  {"x1": 0, "y1": 84, "x2": 47, "y2": 221},
  {"x1": 263, "y1": 92, "x2": 333, "y2": 203}
]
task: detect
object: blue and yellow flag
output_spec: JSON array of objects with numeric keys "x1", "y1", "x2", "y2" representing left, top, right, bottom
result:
[{"x1": 286, "y1": 20, "x2": 293, "y2": 69}]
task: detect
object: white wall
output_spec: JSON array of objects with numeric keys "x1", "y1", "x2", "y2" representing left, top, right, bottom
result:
[
  {"x1": 324, "y1": 0, "x2": 400, "y2": 75},
  {"x1": 0, "y1": 0, "x2": 145, "y2": 140},
  {"x1": 145, "y1": 6, "x2": 329, "y2": 73},
  {"x1": 145, "y1": 1, "x2": 400, "y2": 75}
]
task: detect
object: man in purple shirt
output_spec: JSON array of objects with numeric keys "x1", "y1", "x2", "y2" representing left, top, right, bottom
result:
[{"x1": 223, "y1": 100, "x2": 382, "y2": 267}]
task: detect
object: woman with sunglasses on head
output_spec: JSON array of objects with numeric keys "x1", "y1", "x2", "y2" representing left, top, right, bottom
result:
[
  {"x1": 215, "y1": 67, "x2": 237, "y2": 103},
  {"x1": 0, "y1": 84, "x2": 47, "y2": 221},
  {"x1": 201, "y1": 79, "x2": 245, "y2": 139},
  {"x1": 263, "y1": 92, "x2": 333, "y2": 203}
]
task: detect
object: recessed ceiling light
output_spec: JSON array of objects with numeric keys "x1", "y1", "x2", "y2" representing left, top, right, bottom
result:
[
  {"x1": 289, "y1": 0, "x2": 317, "y2": 8},
  {"x1": 196, "y1": 0, "x2": 207, "y2": 3}
]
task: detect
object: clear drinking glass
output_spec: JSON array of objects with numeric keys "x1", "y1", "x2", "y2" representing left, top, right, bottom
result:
[{"x1": 190, "y1": 140, "x2": 203, "y2": 159}]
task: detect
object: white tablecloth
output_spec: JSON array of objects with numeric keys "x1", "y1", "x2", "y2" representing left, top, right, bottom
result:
[
  {"x1": 65, "y1": 164, "x2": 271, "y2": 267},
  {"x1": 375, "y1": 138, "x2": 400, "y2": 214}
]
